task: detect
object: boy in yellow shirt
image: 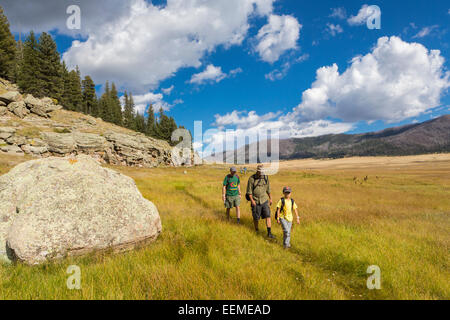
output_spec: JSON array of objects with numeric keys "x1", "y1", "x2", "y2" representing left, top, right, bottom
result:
[{"x1": 276, "y1": 187, "x2": 300, "y2": 249}]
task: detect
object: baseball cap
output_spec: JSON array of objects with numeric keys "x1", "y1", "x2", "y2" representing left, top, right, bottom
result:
[{"x1": 283, "y1": 186, "x2": 292, "y2": 193}]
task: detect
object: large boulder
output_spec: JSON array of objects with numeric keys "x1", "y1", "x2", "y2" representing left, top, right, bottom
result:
[{"x1": 0, "y1": 155, "x2": 162, "y2": 265}]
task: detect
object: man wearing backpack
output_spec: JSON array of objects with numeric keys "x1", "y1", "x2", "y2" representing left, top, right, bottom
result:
[
  {"x1": 246, "y1": 165, "x2": 275, "y2": 238},
  {"x1": 222, "y1": 167, "x2": 242, "y2": 223}
]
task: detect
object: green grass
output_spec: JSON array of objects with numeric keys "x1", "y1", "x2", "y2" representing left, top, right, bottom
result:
[{"x1": 0, "y1": 156, "x2": 449, "y2": 300}]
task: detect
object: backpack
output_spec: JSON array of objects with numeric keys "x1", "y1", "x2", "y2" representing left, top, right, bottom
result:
[
  {"x1": 275, "y1": 198, "x2": 295, "y2": 220},
  {"x1": 245, "y1": 174, "x2": 268, "y2": 201}
]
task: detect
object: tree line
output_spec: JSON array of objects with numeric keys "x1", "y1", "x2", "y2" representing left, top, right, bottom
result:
[{"x1": 0, "y1": 6, "x2": 179, "y2": 144}]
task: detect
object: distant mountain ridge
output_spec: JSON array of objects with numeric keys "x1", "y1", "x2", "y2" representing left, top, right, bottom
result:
[
  {"x1": 279, "y1": 115, "x2": 450, "y2": 159},
  {"x1": 211, "y1": 115, "x2": 450, "y2": 163}
]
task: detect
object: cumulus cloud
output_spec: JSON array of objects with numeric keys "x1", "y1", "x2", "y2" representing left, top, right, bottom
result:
[
  {"x1": 214, "y1": 110, "x2": 281, "y2": 129},
  {"x1": 127, "y1": 92, "x2": 166, "y2": 114},
  {"x1": 201, "y1": 110, "x2": 354, "y2": 158},
  {"x1": 129, "y1": 91, "x2": 184, "y2": 114},
  {"x1": 289, "y1": 36, "x2": 450, "y2": 123},
  {"x1": 189, "y1": 65, "x2": 227, "y2": 85},
  {"x1": 254, "y1": 14, "x2": 301, "y2": 63},
  {"x1": 62, "y1": 0, "x2": 275, "y2": 92},
  {"x1": 204, "y1": 36, "x2": 449, "y2": 156},
  {"x1": 189, "y1": 65, "x2": 243, "y2": 85},
  {"x1": 348, "y1": 4, "x2": 380, "y2": 26},
  {"x1": 2, "y1": 0, "x2": 133, "y2": 36},
  {"x1": 326, "y1": 23, "x2": 343, "y2": 36}
]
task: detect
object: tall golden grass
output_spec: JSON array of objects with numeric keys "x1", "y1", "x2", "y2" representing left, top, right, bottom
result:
[{"x1": 0, "y1": 154, "x2": 448, "y2": 299}]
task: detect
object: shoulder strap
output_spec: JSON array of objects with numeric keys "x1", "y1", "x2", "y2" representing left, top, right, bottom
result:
[
  {"x1": 226, "y1": 175, "x2": 232, "y2": 187},
  {"x1": 280, "y1": 197, "x2": 286, "y2": 213}
]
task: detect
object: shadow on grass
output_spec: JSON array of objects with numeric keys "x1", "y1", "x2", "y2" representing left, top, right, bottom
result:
[{"x1": 180, "y1": 188, "x2": 280, "y2": 246}]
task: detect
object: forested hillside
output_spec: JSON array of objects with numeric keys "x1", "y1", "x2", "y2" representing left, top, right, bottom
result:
[{"x1": 0, "y1": 6, "x2": 179, "y2": 145}]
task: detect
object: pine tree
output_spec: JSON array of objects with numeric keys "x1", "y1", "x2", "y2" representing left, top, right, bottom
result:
[
  {"x1": 82, "y1": 76, "x2": 97, "y2": 115},
  {"x1": 156, "y1": 107, "x2": 173, "y2": 142},
  {"x1": 12, "y1": 38, "x2": 24, "y2": 82},
  {"x1": 110, "y1": 83, "x2": 123, "y2": 126},
  {"x1": 99, "y1": 81, "x2": 112, "y2": 122},
  {"x1": 60, "y1": 61, "x2": 70, "y2": 108},
  {"x1": 134, "y1": 112, "x2": 146, "y2": 133},
  {"x1": 123, "y1": 91, "x2": 136, "y2": 129},
  {"x1": 17, "y1": 31, "x2": 41, "y2": 96},
  {"x1": 146, "y1": 104, "x2": 157, "y2": 137},
  {"x1": 0, "y1": 5, "x2": 16, "y2": 80},
  {"x1": 37, "y1": 32, "x2": 63, "y2": 101},
  {"x1": 65, "y1": 66, "x2": 83, "y2": 111}
]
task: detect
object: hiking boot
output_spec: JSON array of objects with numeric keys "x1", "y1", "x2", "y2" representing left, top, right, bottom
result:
[{"x1": 267, "y1": 233, "x2": 275, "y2": 239}]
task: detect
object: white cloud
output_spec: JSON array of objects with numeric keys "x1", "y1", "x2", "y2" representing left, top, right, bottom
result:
[
  {"x1": 189, "y1": 65, "x2": 243, "y2": 85},
  {"x1": 229, "y1": 68, "x2": 243, "y2": 76},
  {"x1": 326, "y1": 23, "x2": 343, "y2": 36},
  {"x1": 265, "y1": 53, "x2": 309, "y2": 81},
  {"x1": 63, "y1": 0, "x2": 275, "y2": 92},
  {"x1": 348, "y1": 4, "x2": 380, "y2": 26},
  {"x1": 204, "y1": 37, "x2": 449, "y2": 156},
  {"x1": 202, "y1": 110, "x2": 354, "y2": 158},
  {"x1": 289, "y1": 36, "x2": 450, "y2": 123},
  {"x1": 128, "y1": 92, "x2": 166, "y2": 114},
  {"x1": 412, "y1": 25, "x2": 439, "y2": 38},
  {"x1": 214, "y1": 110, "x2": 281, "y2": 129},
  {"x1": 189, "y1": 64, "x2": 227, "y2": 85},
  {"x1": 162, "y1": 85, "x2": 174, "y2": 95},
  {"x1": 2, "y1": 0, "x2": 133, "y2": 36},
  {"x1": 329, "y1": 7, "x2": 347, "y2": 20},
  {"x1": 127, "y1": 90, "x2": 184, "y2": 115},
  {"x1": 254, "y1": 14, "x2": 301, "y2": 63}
]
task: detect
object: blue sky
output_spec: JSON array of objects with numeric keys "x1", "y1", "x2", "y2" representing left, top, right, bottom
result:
[{"x1": 4, "y1": 0, "x2": 450, "y2": 147}]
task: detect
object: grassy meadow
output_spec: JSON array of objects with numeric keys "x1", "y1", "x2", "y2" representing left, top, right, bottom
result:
[{"x1": 0, "y1": 154, "x2": 449, "y2": 300}]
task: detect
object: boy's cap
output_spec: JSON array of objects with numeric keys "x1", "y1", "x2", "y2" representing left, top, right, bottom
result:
[
  {"x1": 230, "y1": 167, "x2": 237, "y2": 172},
  {"x1": 256, "y1": 165, "x2": 264, "y2": 172},
  {"x1": 283, "y1": 186, "x2": 292, "y2": 193}
]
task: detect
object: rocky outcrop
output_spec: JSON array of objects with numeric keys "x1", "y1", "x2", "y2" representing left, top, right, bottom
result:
[
  {"x1": 0, "y1": 155, "x2": 162, "y2": 265},
  {"x1": 0, "y1": 77, "x2": 200, "y2": 168},
  {"x1": 0, "y1": 89, "x2": 62, "y2": 119}
]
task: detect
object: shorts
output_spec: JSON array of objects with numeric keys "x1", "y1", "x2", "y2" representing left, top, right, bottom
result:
[
  {"x1": 252, "y1": 201, "x2": 271, "y2": 221},
  {"x1": 225, "y1": 195, "x2": 241, "y2": 208}
]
